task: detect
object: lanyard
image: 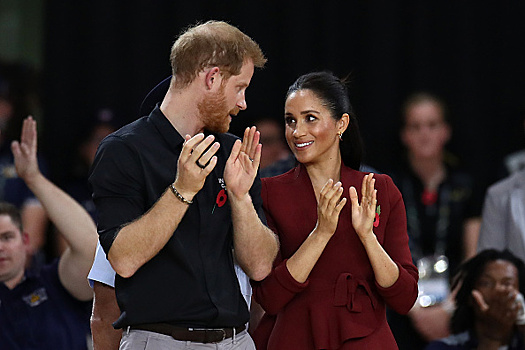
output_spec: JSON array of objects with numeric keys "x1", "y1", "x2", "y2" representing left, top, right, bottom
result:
[{"x1": 402, "y1": 177, "x2": 451, "y2": 260}]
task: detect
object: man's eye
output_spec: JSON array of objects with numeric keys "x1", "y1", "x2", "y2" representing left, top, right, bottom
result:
[
  {"x1": 477, "y1": 279, "x2": 493, "y2": 288},
  {"x1": 0, "y1": 234, "x2": 13, "y2": 242}
]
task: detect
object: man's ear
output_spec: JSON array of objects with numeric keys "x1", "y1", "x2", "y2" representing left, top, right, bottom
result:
[
  {"x1": 205, "y1": 67, "x2": 221, "y2": 90},
  {"x1": 21, "y1": 232, "x2": 30, "y2": 254}
]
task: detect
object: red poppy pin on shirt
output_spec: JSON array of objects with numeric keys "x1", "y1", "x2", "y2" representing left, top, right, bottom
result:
[
  {"x1": 373, "y1": 205, "x2": 381, "y2": 227},
  {"x1": 212, "y1": 189, "x2": 227, "y2": 213}
]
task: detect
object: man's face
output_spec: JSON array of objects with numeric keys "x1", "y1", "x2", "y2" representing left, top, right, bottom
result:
[
  {"x1": 199, "y1": 59, "x2": 255, "y2": 133},
  {"x1": 0, "y1": 214, "x2": 27, "y2": 288},
  {"x1": 471, "y1": 259, "x2": 520, "y2": 320},
  {"x1": 474, "y1": 260, "x2": 519, "y2": 300}
]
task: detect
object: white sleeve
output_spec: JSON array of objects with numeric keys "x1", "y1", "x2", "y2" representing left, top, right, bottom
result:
[
  {"x1": 234, "y1": 262, "x2": 252, "y2": 309},
  {"x1": 87, "y1": 241, "x2": 116, "y2": 288}
]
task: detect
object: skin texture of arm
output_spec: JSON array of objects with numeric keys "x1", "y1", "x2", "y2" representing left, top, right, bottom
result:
[
  {"x1": 107, "y1": 133, "x2": 220, "y2": 278},
  {"x1": 11, "y1": 117, "x2": 98, "y2": 300},
  {"x1": 90, "y1": 282, "x2": 122, "y2": 350},
  {"x1": 225, "y1": 127, "x2": 279, "y2": 281}
]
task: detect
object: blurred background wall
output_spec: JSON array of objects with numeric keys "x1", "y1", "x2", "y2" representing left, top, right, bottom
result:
[{"x1": 1, "y1": 0, "x2": 524, "y2": 191}]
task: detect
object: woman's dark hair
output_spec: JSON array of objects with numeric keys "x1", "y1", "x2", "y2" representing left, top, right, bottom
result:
[
  {"x1": 450, "y1": 249, "x2": 525, "y2": 333},
  {"x1": 286, "y1": 71, "x2": 364, "y2": 170}
]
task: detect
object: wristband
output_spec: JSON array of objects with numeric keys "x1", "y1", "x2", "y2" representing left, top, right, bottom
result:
[{"x1": 170, "y1": 184, "x2": 193, "y2": 205}]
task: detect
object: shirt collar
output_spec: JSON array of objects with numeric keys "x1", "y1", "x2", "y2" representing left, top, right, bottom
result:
[{"x1": 149, "y1": 104, "x2": 184, "y2": 152}]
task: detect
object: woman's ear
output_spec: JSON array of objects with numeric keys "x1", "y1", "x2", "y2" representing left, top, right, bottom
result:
[{"x1": 338, "y1": 113, "x2": 350, "y2": 135}]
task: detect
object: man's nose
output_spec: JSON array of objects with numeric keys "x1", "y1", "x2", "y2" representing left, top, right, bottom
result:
[{"x1": 237, "y1": 98, "x2": 247, "y2": 111}]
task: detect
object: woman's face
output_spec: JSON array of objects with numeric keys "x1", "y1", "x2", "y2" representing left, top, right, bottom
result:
[
  {"x1": 401, "y1": 101, "x2": 450, "y2": 160},
  {"x1": 284, "y1": 89, "x2": 341, "y2": 166}
]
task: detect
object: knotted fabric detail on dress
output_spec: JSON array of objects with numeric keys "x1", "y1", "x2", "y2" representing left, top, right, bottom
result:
[{"x1": 333, "y1": 273, "x2": 377, "y2": 312}]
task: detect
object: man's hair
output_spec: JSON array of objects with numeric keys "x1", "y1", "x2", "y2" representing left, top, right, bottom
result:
[
  {"x1": 0, "y1": 202, "x2": 23, "y2": 232},
  {"x1": 169, "y1": 20, "x2": 266, "y2": 88},
  {"x1": 451, "y1": 249, "x2": 525, "y2": 333}
]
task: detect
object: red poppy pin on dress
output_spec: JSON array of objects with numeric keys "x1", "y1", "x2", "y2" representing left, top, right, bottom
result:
[{"x1": 373, "y1": 205, "x2": 381, "y2": 227}]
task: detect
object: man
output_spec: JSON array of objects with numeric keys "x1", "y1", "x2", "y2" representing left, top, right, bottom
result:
[
  {"x1": 0, "y1": 72, "x2": 49, "y2": 268},
  {"x1": 426, "y1": 249, "x2": 525, "y2": 349},
  {"x1": 0, "y1": 117, "x2": 98, "y2": 349},
  {"x1": 89, "y1": 20, "x2": 278, "y2": 349}
]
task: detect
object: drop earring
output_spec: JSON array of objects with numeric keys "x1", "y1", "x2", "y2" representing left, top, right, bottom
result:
[{"x1": 338, "y1": 132, "x2": 343, "y2": 141}]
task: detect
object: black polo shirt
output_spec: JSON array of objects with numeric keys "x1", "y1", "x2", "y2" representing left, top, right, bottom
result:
[{"x1": 89, "y1": 106, "x2": 265, "y2": 328}]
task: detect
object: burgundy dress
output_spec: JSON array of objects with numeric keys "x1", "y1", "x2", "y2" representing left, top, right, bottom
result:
[{"x1": 252, "y1": 164, "x2": 418, "y2": 350}]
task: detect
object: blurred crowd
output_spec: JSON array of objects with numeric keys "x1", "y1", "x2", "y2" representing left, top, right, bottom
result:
[{"x1": 1, "y1": 54, "x2": 525, "y2": 350}]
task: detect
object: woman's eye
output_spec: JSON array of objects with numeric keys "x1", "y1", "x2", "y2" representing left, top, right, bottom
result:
[
  {"x1": 284, "y1": 117, "x2": 295, "y2": 125},
  {"x1": 306, "y1": 114, "x2": 316, "y2": 122}
]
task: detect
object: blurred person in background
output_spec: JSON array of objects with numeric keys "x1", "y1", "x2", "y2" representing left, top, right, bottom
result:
[
  {"x1": 65, "y1": 108, "x2": 117, "y2": 222},
  {"x1": 51, "y1": 109, "x2": 118, "y2": 257},
  {"x1": 0, "y1": 117, "x2": 97, "y2": 349},
  {"x1": 0, "y1": 61, "x2": 49, "y2": 269},
  {"x1": 477, "y1": 168, "x2": 525, "y2": 260},
  {"x1": 253, "y1": 117, "x2": 291, "y2": 171},
  {"x1": 425, "y1": 249, "x2": 525, "y2": 350},
  {"x1": 498, "y1": 113, "x2": 525, "y2": 179},
  {"x1": 387, "y1": 92, "x2": 483, "y2": 349}
]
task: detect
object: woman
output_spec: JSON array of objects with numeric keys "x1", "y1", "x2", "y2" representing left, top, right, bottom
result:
[
  {"x1": 388, "y1": 93, "x2": 482, "y2": 349},
  {"x1": 251, "y1": 71, "x2": 418, "y2": 349}
]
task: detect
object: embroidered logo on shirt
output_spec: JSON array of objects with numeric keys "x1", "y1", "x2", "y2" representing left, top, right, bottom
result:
[
  {"x1": 22, "y1": 287, "x2": 48, "y2": 307},
  {"x1": 2, "y1": 165, "x2": 18, "y2": 179},
  {"x1": 373, "y1": 205, "x2": 381, "y2": 228}
]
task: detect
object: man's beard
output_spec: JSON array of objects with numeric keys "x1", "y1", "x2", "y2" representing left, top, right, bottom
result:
[{"x1": 198, "y1": 86, "x2": 237, "y2": 134}]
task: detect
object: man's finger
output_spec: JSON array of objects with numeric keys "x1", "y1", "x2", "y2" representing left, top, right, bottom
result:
[
  {"x1": 248, "y1": 128, "x2": 260, "y2": 158},
  {"x1": 202, "y1": 156, "x2": 218, "y2": 175},
  {"x1": 251, "y1": 143, "x2": 262, "y2": 167},
  {"x1": 180, "y1": 133, "x2": 205, "y2": 161},
  {"x1": 227, "y1": 139, "x2": 242, "y2": 165},
  {"x1": 472, "y1": 290, "x2": 489, "y2": 312},
  {"x1": 190, "y1": 135, "x2": 216, "y2": 164},
  {"x1": 241, "y1": 127, "x2": 252, "y2": 154},
  {"x1": 196, "y1": 141, "x2": 220, "y2": 169}
]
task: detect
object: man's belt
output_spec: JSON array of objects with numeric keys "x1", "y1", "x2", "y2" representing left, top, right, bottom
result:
[{"x1": 130, "y1": 323, "x2": 246, "y2": 344}]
